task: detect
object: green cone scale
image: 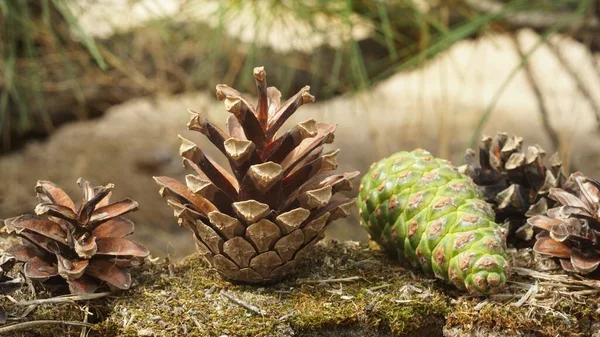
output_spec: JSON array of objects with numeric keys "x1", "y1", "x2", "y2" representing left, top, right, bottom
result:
[{"x1": 357, "y1": 149, "x2": 510, "y2": 296}]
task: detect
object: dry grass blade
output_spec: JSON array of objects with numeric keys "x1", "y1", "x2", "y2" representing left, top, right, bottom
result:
[
  {"x1": 514, "y1": 281, "x2": 539, "y2": 307},
  {"x1": 80, "y1": 304, "x2": 89, "y2": 337},
  {"x1": 296, "y1": 276, "x2": 362, "y2": 284},
  {"x1": 6, "y1": 291, "x2": 111, "y2": 306},
  {"x1": 220, "y1": 290, "x2": 264, "y2": 315},
  {"x1": 512, "y1": 267, "x2": 600, "y2": 290},
  {"x1": 0, "y1": 320, "x2": 92, "y2": 333}
]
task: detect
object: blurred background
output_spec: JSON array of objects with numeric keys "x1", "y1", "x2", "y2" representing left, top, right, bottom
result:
[{"x1": 1, "y1": 0, "x2": 600, "y2": 259}]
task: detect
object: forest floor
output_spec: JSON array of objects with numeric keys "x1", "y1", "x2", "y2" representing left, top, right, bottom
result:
[{"x1": 1, "y1": 239, "x2": 598, "y2": 337}]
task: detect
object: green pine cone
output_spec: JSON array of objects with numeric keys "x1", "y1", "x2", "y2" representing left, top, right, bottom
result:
[{"x1": 357, "y1": 149, "x2": 510, "y2": 296}]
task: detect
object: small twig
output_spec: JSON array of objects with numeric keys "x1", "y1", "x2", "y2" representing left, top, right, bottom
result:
[
  {"x1": 7, "y1": 291, "x2": 111, "y2": 306},
  {"x1": 0, "y1": 320, "x2": 92, "y2": 334},
  {"x1": 557, "y1": 289, "x2": 600, "y2": 296},
  {"x1": 489, "y1": 293, "x2": 519, "y2": 300},
  {"x1": 514, "y1": 281, "x2": 539, "y2": 307},
  {"x1": 367, "y1": 284, "x2": 391, "y2": 292},
  {"x1": 191, "y1": 316, "x2": 203, "y2": 330},
  {"x1": 526, "y1": 303, "x2": 572, "y2": 323},
  {"x1": 537, "y1": 281, "x2": 587, "y2": 289},
  {"x1": 474, "y1": 299, "x2": 489, "y2": 311},
  {"x1": 392, "y1": 299, "x2": 413, "y2": 304},
  {"x1": 507, "y1": 280, "x2": 535, "y2": 289},
  {"x1": 168, "y1": 264, "x2": 176, "y2": 278},
  {"x1": 296, "y1": 276, "x2": 362, "y2": 285},
  {"x1": 6, "y1": 304, "x2": 37, "y2": 321},
  {"x1": 278, "y1": 311, "x2": 295, "y2": 321},
  {"x1": 124, "y1": 313, "x2": 136, "y2": 328},
  {"x1": 512, "y1": 267, "x2": 600, "y2": 290},
  {"x1": 350, "y1": 259, "x2": 381, "y2": 268},
  {"x1": 205, "y1": 286, "x2": 217, "y2": 297},
  {"x1": 80, "y1": 304, "x2": 89, "y2": 337},
  {"x1": 220, "y1": 290, "x2": 264, "y2": 316}
]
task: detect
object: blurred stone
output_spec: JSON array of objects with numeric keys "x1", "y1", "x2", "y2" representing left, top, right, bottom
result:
[{"x1": 2, "y1": 30, "x2": 600, "y2": 258}]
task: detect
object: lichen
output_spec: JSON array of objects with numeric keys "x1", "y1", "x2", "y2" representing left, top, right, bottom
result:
[{"x1": 1, "y1": 238, "x2": 599, "y2": 337}]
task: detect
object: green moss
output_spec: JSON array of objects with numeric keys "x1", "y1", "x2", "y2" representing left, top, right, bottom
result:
[
  {"x1": 92, "y1": 240, "x2": 449, "y2": 337},
  {"x1": 0, "y1": 293, "x2": 111, "y2": 337},
  {"x1": 446, "y1": 297, "x2": 600, "y2": 337},
  {"x1": 1, "y1": 239, "x2": 599, "y2": 337}
]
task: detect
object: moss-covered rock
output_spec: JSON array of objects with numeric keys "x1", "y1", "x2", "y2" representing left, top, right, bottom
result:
[{"x1": 1, "y1": 239, "x2": 599, "y2": 337}]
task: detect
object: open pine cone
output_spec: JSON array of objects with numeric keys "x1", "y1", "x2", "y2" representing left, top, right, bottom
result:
[
  {"x1": 0, "y1": 254, "x2": 21, "y2": 295},
  {"x1": 154, "y1": 66, "x2": 358, "y2": 284},
  {"x1": 528, "y1": 172, "x2": 600, "y2": 277},
  {"x1": 460, "y1": 132, "x2": 566, "y2": 243},
  {"x1": 1, "y1": 253, "x2": 21, "y2": 324},
  {"x1": 3, "y1": 179, "x2": 149, "y2": 294}
]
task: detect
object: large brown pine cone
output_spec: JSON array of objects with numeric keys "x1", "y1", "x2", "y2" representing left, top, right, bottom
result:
[{"x1": 154, "y1": 66, "x2": 358, "y2": 284}]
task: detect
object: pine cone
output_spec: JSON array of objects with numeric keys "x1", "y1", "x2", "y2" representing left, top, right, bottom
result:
[
  {"x1": 357, "y1": 149, "x2": 510, "y2": 296},
  {"x1": 529, "y1": 172, "x2": 600, "y2": 277},
  {"x1": 0, "y1": 254, "x2": 21, "y2": 295},
  {"x1": 4, "y1": 179, "x2": 149, "y2": 294},
  {"x1": 460, "y1": 132, "x2": 565, "y2": 243},
  {"x1": 154, "y1": 66, "x2": 358, "y2": 284},
  {"x1": 1, "y1": 253, "x2": 21, "y2": 324}
]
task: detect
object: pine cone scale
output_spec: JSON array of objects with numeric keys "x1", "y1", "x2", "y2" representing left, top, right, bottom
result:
[
  {"x1": 7, "y1": 243, "x2": 44, "y2": 262},
  {"x1": 571, "y1": 248, "x2": 600, "y2": 273},
  {"x1": 155, "y1": 176, "x2": 218, "y2": 215},
  {"x1": 89, "y1": 199, "x2": 138, "y2": 224},
  {"x1": 35, "y1": 181, "x2": 76, "y2": 211},
  {"x1": 19, "y1": 231, "x2": 63, "y2": 254},
  {"x1": 0, "y1": 254, "x2": 22, "y2": 296},
  {"x1": 85, "y1": 259, "x2": 131, "y2": 290},
  {"x1": 24, "y1": 256, "x2": 58, "y2": 280},
  {"x1": 67, "y1": 276, "x2": 98, "y2": 294},
  {"x1": 5, "y1": 214, "x2": 68, "y2": 243},
  {"x1": 74, "y1": 236, "x2": 97, "y2": 259},
  {"x1": 95, "y1": 237, "x2": 149, "y2": 257},
  {"x1": 35, "y1": 203, "x2": 78, "y2": 221},
  {"x1": 57, "y1": 256, "x2": 88, "y2": 280},
  {"x1": 92, "y1": 218, "x2": 135, "y2": 238}
]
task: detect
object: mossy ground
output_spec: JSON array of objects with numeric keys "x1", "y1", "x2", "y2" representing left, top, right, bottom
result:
[{"x1": 1, "y1": 239, "x2": 599, "y2": 337}]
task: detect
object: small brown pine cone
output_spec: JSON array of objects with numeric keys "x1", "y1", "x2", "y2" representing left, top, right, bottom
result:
[
  {"x1": 4, "y1": 179, "x2": 149, "y2": 294},
  {"x1": 460, "y1": 132, "x2": 566, "y2": 244},
  {"x1": 529, "y1": 172, "x2": 600, "y2": 277}
]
